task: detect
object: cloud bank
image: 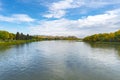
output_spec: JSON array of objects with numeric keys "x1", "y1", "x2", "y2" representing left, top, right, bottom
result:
[
  {"x1": 0, "y1": 0, "x2": 120, "y2": 37},
  {"x1": 30, "y1": 9, "x2": 120, "y2": 37}
]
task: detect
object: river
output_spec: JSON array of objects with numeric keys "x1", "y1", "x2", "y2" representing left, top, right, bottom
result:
[{"x1": 0, "y1": 41, "x2": 120, "y2": 80}]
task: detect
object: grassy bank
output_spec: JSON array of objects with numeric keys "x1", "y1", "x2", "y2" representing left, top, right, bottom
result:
[
  {"x1": 0, "y1": 39, "x2": 82, "y2": 46},
  {"x1": 0, "y1": 40, "x2": 35, "y2": 45}
]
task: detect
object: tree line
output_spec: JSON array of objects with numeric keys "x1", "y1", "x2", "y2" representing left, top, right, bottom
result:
[
  {"x1": 0, "y1": 30, "x2": 80, "y2": 41},
  {"x1": 83, "y1": 30, "x2": 120, "y2": 42},
  {"x1": 34, "y1": 35, "x2": 79, "y2": 40},
  {"x1": 16, "y1": 32, "x2": 33, "y2": 40},
  {"x1": 0, "y1": 30, "x2": 33, "y2": 41}
]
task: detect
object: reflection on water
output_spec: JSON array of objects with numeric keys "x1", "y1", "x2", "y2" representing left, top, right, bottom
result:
[
  {"x1": 0, "y1": 41, "x2": 120, "y2": 80},
  {"x1": 0, "y1": 45, "x2": 12, "y2": 52},
  {"x1": 87, "y1": 42, "x2": 120, "y2": 58}
]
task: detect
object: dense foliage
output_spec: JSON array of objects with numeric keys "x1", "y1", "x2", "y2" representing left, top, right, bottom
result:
[
  {"x1": 15, "y1": 32, "x2": 32, "y2": 40},
  {"x1": 0, "y1": 30, "x2": 80, "y2": 41},
  {"x1": 0, "y1": 31, "x2": 15, "y2": 40},
  {"x1": 0, "y1": 30, "x2": 32, "y2": 41},
  {"x1": 83, "y1": 30, "x2": 120, "y2": 42},
  {"x1": 34, "y1": 35, "x2": 79, "y2": 40}
]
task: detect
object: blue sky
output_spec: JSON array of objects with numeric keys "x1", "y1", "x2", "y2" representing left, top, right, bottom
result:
[{"x1": 0, "y1": 0, "x2": 120, "y2": 37}]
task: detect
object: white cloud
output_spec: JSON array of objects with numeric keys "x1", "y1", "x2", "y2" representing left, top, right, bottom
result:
[
  {"x1": 44, "y1": 10, "x2": 66, "y2": 18},
  {"x1": 43, "y1": 0, "x2": 83, "y2": 18},
  {"x1": 30, "y1": 9, "x2": 120, "y2": 37},
  {"x1": 0, "y1": 14, "x2": 35, "y2": 23},
  {"x1": 43, "y1": 0, "x2": 120, "y2": 19}
]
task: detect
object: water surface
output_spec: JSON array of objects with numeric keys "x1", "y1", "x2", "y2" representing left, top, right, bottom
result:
[{"x1": 0, "y1": 41, "x2": 120, "y2": 80}]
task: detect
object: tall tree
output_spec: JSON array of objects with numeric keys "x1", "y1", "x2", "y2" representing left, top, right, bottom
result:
[{"x1": 16, "y1": 32, "x2": 20, "y2": 40}]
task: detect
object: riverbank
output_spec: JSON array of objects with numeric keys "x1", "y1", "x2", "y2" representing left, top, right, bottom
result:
[
  {"x1": 92, "y1": 42, "x2": 120, "y2": 44},
  {"x1": 0, "y1": 40, "x2": 36, "y2": 45},
  {"x1": 0, "y1": 39, "x2": 82, "y2": 45}
]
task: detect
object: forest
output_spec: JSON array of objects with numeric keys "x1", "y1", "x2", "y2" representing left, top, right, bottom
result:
[
  {"x1": 34, "y1": 35, "x2": 79, "y2": 40},
  {"x1": 83, "y1": 30, "x2": 120, "y2": 42},
  {"x1": 0, "y1": 30, "x2": 32, "y2": 41},
  {"x1": 0, "y1": 30, "x2": 80, "y2": 41}
]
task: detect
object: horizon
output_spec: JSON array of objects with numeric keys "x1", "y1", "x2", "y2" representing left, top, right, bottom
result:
[
  {"x1": 1, "y1": 29, "x2": 120, "y2": 38},
  {"x1": 0, "y1": 0, "x2": 120, "y2": 37}
]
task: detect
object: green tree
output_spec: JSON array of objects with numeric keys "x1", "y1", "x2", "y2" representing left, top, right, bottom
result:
[
  {"x1": 0, "y1": 31, "x2": 10, "y2": 40},
  {"x1": 16, "y1": 32, "x2": 20, "y2": 40},
  {"x1": 9, "y1": 33, "x2": 15, "y2": 40}
]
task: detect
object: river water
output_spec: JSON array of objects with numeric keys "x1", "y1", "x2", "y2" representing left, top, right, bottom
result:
[{"x1": 0, "y1": 41, "x2": 120, "y2": 80}]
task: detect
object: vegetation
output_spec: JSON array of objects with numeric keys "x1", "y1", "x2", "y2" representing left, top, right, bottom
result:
[
  {"x1": 0, "y1": 31, "x2": 15, "y2": 40},
  {"x1": 0, "y1": 30, "x2": 80, "y2": 45},
  {"x1": 0, "y1": 30, "x2": 34, "y2": 45},
  {"x1": 15, "y1": 32, "x2": 33, "y2": 40},
  {"x1": 83, "y1": 30, "x2": 120, "y2": 42},
  {"x1": 34, "y1": 35, "x2": 80, "y2": 40},
  {"x1": 0, "y1": 30, "x2": 33, "y2": 41}
]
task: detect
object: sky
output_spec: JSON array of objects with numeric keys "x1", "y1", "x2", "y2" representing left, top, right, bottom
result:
[{"x1": 0, "y1": 0, "x2": 120, "y2": 37}]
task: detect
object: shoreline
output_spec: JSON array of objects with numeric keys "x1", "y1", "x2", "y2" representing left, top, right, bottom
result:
[
  {"x1": 0, "y1": 39, "x2": 82, "y2": 45},
  {"x1": 84, "y1": 41, "x2": 120, "y2": 45},
  {"x1": 0, "y1": 40, "x2": 35, "y2": 45}
]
